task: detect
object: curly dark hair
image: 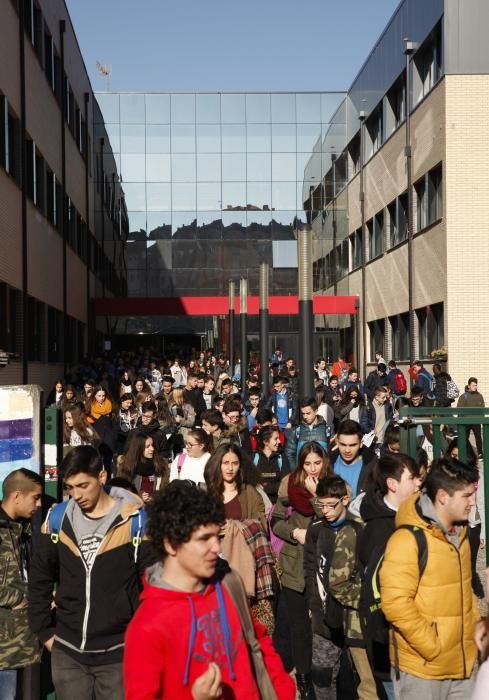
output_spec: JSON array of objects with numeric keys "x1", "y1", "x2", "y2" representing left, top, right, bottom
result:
[{"x1": 146, "y1": 481, "x2": 224, "y2": 558}]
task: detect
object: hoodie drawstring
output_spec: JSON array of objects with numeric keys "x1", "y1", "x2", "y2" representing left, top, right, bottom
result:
[
  {"x1": 216, "y1": 581, "x2": 235, "y2": 681},
  {"x1": 183, "y1": 596, "x2": 197, "y2": 686}
]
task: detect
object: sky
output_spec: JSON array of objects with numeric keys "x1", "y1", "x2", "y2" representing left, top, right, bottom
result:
[{"x1": 66, "y1": 0, "x2": 400, "y2": 93}]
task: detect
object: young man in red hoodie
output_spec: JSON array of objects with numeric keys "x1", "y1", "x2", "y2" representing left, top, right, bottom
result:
[{"x1": 124, "y1": 481, "x2": 295, "y2": 699}]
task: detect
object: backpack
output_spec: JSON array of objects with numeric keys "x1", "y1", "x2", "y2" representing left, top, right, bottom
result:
[
  {"x1": 393, "y1": 370, "x2": 407, "y2": 396},
  {"x1": 446, "y1": 379, "x2": 460, "y2": 400},
  {"x1": 295, "y1": 424, "x2": 330, "y2": 458},
  {"x1": 176, "y1": 451, "x2": 187, "y2": 477},
  {"x1": 253, "y1": 452, "x2": 283, "y2": 471},
  {"x1": 47, "y1": 498, "x2": 147, "y2": 562},
  {"x1": 359, "y1": 525, "x2": 427, "y2": 654}
]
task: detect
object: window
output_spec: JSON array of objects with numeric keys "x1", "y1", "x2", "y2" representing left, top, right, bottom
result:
[
  {"x1": 47, "y1": 306, "x2": 62, "y2": 362},
  {"x1": 0, "y1": 283, "x2": 22, "y2": 355},
  {"x1": 348, "y1": 133, "x2": 360, "y2": 176},
  {"x1": 415, "y1": 164, "x2": 442, "y2": 231},
  {"x1": 385, "y1": 74, "x2": 405, "y2": 135},
  {"x1": 413, "y1": 22, "x2": 443, "y2": 105},
  {"x1": 388, "y1": 192, "x2": 408, "y2": 247},
  {"x1": 27, "y1": 297, "x2": 44, "y2": 361},
  {"x1": 46, "y1": 168, "x2": 60, "y2": 228},
  {"x1": 365, "y1": 104, "x2": 383, "y2": 159},
  {"x1": 417, "y1": 302, "x2": 444, "y2": 358},
  {"x1": 390, "y1": 312, "x2": 410, "y2": 361},
  {"x1": 1, "y1": 99, "x2": 21, "y2": 182},
  {"x1": 351, "y1": 228, "x2": 363, "y2": 269},
  {"x1": 367, "y1": 211, "x2": 384, "y2": 260},
  {"x1": 368, "y1": 319, "x2": 385, "y2": 362}
]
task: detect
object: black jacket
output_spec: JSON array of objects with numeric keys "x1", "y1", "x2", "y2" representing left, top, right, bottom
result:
[
  {"x1": 135, "y1": 418, "x2": 170, "y2": 458},
  {"x1": 183, "y1": 388, "x2": 207, "y2": 423},
  {"x1": 364, "y1": 371, "x2": 388, "y2": 401},
  {"x1": 358, "y1": 489, "x2": 396, "y2": 568},
  {"x1": 252, "y1": 451, "x2": 290, "y2": 502},
  {"x1": 28, "y1": 488, "x2": 155, "y2": 664},
  {"x1": 433, "y1": 372, "x2": 454, "y2": 407}
]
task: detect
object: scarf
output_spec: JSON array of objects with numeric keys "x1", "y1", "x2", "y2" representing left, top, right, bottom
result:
[
  {"x1": 135, "y1": 458, "x2": 155, "y2": 477},
  {"x1": 287, "y1": 475, "x2": 315, "y2": 517},
  {"x1": 90, "y1": 398, "x2": 113, "y2": 420}
]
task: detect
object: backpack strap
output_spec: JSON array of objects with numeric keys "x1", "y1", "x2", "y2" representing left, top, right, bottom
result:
[
  {"x1": 47, "y1": 500, "x2": 70, "y2": 544},
  {"x1": 278, "y1": 454, "x2": 283, "y2": 471},
  {"x1": 130, "y1": 508, "x2": 147, "y2": 562},
  {"x1": 177, "y1": 451, "x2": 187, "y2": 478},
  {"x1": 253, "y1": 452, "x2": 259, "y2": 466}
]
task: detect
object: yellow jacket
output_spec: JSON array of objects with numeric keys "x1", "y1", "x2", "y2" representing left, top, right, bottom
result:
[{"x1": 379, "y1": 492, "x2": 479, "y2": 680}]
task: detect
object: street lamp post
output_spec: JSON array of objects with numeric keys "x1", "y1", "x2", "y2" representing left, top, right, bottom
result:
[
  {"x1": 259, "y1": 262, "x2": 270, "y2": 396},
  {"x1": 297, "y1": 222, "x2": 314, "y2": 399},
  {"x1": 239, "y1": 278, "x2": 248, "y2": 388},
  {"x1": 405, "y1": 39, "x2": 418, "y2": 371},
  {"x1": 228, "y1": 280, "x2": 235, "y2": 365}
]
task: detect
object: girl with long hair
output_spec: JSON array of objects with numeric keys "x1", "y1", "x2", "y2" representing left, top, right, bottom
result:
[
  {"x1": 204, "y1": 444, "x2": 265, "y2": 526},
  {"x1": 116, "y1": 433, "x2": 168, "y2": 502},
  {"x1": 271, "y1": 442, "x2": 331, "y2": 698},
  {"x1": 171, "y1": 387, "x2": 196, "y2": 441},
  {"x1": 64, "y1": 406, "x2": 99, "y2": 448}
]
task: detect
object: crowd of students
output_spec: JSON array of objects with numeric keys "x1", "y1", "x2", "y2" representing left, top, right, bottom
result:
[{"x1": 0, "y1": 346, "x2": 488, "y2": 699}]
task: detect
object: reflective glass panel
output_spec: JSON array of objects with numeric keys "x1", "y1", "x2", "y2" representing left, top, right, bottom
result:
[
  {"x1": 146, "y1": 270, "x2": 174, "y2": 295},
  {"x1": 146, "y1": 125, "x2": 171, "y2": 153},
  {"x1": 272, "y1": 153, "x2": 296, "y2": 181},
  {"x1": 222, "y1": 182, "x2": 246, "y2": 209},
  {"x1": 272, "y1": 182, "x2": 297, "y2": 210},
  {"x1": 123, "y1": 183, "x2": 146, "y2": 211},
  {"x1": 222, "y1": 124, "x2": 246, "y2": 152},
  {"x1": 96, "y1": 93, "x2": 120, "y2": 123},
  {"x1": 196, "y1": 124, "x2": 221, "y2": 153},
  {"x1": 271, "y1": 211, "x2": 296, "y2": 239},
  {"x1": 247, "y1": 211, "x2": 271, "y2": 239},
  {"x1": 272, "y1": 240, "x2": 298, "y2": 267},
  {"x1": 172, "y1": 183, "x2": 196, "y2": 210},
  {"x1": 246, "y1": 123, "x2": 271, "y2": 152},
  {"x1": 197, "y1": 153, "x2": 221, "y2": 181},
  {"x1": 222, "y1": 153, "x2": 246, "y2": 181},
  {"x1": 246, "y1": 93, "x2": 271, "y2": 123},
  {"x1": 145, "y1": 94, "x2": 171, "y2": 124},
  {"x1": 147, "y1": 212, "x2": 172, "y2": 239},
  {"x1": 296, "y1": 94, "x2": 321, "y2": 123},
  {"x1": 146, "y1": 154, "x2": 171, "y2": 182},
  {"x1": 300, "y1": 152, "x2": 321, "y2": 180},
  {"x1": 121, "y1": 153, "x2": 146, "y2": 182},
  {"x1": 197, "y1": 182, "x2": 221, "y2": 210},
  {"x1": 125, "y1": 241, "x2": 147, "y2": 269},
  {"x1": 321, "y1": 93, "x2": 344, "y2": 122},
  {"x1": 126, "y1": 270, "x2": 147, "y2": 296},
  {"x1": 147, "y1": 182, "x2": 171, "y2": 211},
  {"x1": 247, "y1": 153, "x2": 271, "y2": 181},
  {"x1": 120, "y1": 124, "x2": 145, "y2": 153},
  {"x1": 120, "y1": 94, "x2": 145, "y2": 123},
  {"x1": 171, "y1": 124, "x2": 196, "y2": 153},
  {"x1": 171, "y1": 154, "x2": 196, "y2": 182},
  {"x1": 297, "y1": 123, "x2": 322, "y2": 152},
  {"x1": 222, "y1": 211, "x2": 247, "y2": 239},
  {"x1": 272, "y1": 123, "x2": 296, "y2": 152},
  {"x1": 197, "y1": 211, "x2": 223, "y2": 239},
  {"x1": 146, "y1": 240, "x2": 172, "y2": 267},
  {"x1": 196, "y1": 94, "x2": 220, "y2": 123},
  {"x1": 172, "y1": 212, "x2": 197, "y2": 237},
  {"x1": 221, "y1": 94, "x2": 245, "y2": 123},
  {"x1": 127, "y1": 211, "x2": 147, "y2": 238},
  {"x1": 247, "y1": 181, "x2": 271, "y2": 210},
  {"x1": 172, "y1": 94, "x2": 196, "y2": 123},
  {"x1": 104, "y1": 124, "x2": 120, "y2": 153},
  {"x1": 271, "y1": 94, "x2": 296, "y2": 123}
]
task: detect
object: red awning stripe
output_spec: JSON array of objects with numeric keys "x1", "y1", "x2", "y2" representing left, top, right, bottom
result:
[{"x1": 94, "y1": 296, "x2": 359, "y2": 316}]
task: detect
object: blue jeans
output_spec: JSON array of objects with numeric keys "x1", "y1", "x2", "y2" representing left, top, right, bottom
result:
[
  {"x1": 383, "y1": 680, "x2": 395, "y2": 700},
  {"x1": 0, "y1": 669, "x2": 17, "y2": 700}
]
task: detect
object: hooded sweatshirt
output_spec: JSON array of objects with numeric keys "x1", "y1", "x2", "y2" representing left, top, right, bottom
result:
[{"x1": 124, "y1": 562, "x2": 295, "y2": 699}]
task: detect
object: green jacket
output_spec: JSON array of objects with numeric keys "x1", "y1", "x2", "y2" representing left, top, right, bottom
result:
[
  {"x1": 271, "y1": 475, "x2": 315, "y2": 592},
  {"x1": 0, "y1": 506, "x2": 42, "y2": 669},
  {"x1": 328, "y1": 515, "x2": 364, "y2": 646}
]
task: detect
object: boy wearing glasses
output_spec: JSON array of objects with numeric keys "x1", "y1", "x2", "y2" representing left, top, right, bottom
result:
[{"x1": 304, "y1": 475, "x2": 377, "y2": 700}]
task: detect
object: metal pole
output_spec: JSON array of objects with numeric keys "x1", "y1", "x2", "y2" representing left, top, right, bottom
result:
[
  {"x1": 259, "y1": 262, "x2": 270, "y2": 396},
  {"x1": 332, "y1": 154, "x2": 338, "y2": 295},
  {"x1": 359, "y1": 112, "x2": 367, "y2": 380},
  {"x1": 228, "y1": 280, "x2": 235, "y2": 366},
  {"x1": 297, "y1": 223, "x2": 314, "y2": 399},
  {"x1": 240, "y1": 278, "x2": 248, "y2": 389},
  {"x1": 405, "y1": 40, "x2": 418, "y2": 372},
  {"x1": 18, "y1": 1, "x2": 28, "y2": 383}
]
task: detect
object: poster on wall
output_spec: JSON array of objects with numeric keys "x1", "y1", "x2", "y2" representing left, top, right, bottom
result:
[{"x1": 0, "y1": 385, "x2": 42, "y2": 496}]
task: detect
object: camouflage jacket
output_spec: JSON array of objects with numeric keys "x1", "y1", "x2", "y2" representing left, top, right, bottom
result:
[
  {"x1": 0, "y1": 506, "x2": 42, "y2": 669},
  {"x1": 327, "y1": 516, "x2": 364, "y2": 645}
]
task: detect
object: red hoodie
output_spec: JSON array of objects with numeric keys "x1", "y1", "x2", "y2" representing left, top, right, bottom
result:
[{"x1": 124, "y1": 568, "x2": 295, "y2": 700}]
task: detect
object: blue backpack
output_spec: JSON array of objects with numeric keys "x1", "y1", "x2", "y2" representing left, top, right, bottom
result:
[
  {"x1": 295, "y1": 424, "x2": 330, "y2": 457},
  {"x1": 47, "y1": 499, "x2": 147, "y2": 562},
  {"x1": 253, "y1": 452, "x2": 283, "y2": 470}
]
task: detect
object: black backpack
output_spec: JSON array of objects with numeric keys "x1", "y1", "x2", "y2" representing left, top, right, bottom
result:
[{"x1": 359, "y1": 525, "x2": 427, "y2": 674}]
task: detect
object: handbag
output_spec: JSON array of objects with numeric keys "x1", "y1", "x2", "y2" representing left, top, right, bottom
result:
[{"x1": 222, "y1": 571, "x2": 278, "y2": 700}]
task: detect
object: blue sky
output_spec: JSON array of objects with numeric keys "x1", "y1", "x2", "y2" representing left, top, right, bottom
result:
[{"x1": 66, "y1": 0, "x2": 400, "y2": 93}]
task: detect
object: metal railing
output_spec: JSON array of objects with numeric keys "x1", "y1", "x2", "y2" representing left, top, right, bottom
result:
[{"x1": 399, "y1": 406, "x2": 489, "y2": 565}]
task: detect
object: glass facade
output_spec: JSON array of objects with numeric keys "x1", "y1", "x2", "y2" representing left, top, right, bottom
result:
[{"x1": 94, "y1": 92, "x2": 345, "y2": 301}]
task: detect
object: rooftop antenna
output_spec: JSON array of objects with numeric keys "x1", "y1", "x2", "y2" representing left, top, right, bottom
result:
[{"x1": 96, "y1": 62, "x2": 112, "y2": 91}]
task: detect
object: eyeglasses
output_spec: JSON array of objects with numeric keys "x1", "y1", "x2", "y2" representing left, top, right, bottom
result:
[
  {"x1": 314, "y1": 498, "x2": 342, "y2": 511},
  {"x1": 227, "y1": 414, "x2": 240, "y2": 421},
  {"x1": 185, "y1": 442, "x2": 200, "y2": 448}
]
